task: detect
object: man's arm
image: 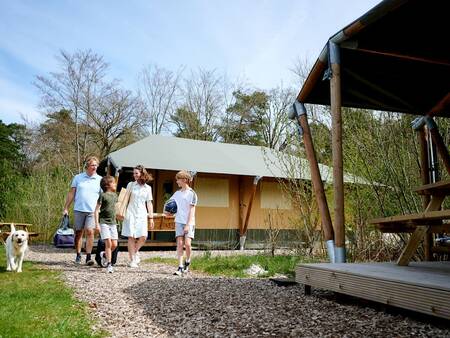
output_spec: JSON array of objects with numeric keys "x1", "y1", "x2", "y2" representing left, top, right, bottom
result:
[{"x1": 63, "y1": 187, "x2": 76, "y2": 215}]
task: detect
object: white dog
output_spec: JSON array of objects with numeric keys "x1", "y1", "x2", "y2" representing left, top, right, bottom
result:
[{"x1": 5, "y1": 224, "x2": 29, "y2": 273}]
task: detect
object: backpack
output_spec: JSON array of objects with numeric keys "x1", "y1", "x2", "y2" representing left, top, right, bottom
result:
[{"x1": 53, "y1": 214, "x2": 75, "y2": 248}]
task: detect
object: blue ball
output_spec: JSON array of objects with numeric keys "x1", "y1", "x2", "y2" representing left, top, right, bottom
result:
[{"x1": 164, "y1": 199, "x2": 177, "y2": 214}]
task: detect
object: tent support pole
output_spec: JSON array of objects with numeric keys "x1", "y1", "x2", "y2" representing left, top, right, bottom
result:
[{"x1": 240, "y1": 176, "x2": 262, "y2": 250}]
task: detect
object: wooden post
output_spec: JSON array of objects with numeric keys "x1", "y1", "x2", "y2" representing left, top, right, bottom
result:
[
  {"x1": 240, "y1": 176, "x2": 262, "y2": 250},
  {"x1": 329, "y1": 42, "x2": 345, "y2": 262},
  {"x1": 298, "y1": 113, "x2": 334, "y2": 243},
  {"x1": 418, "y1": 128, "x2": 432, "y2": 260},
  {"x1": 290, "y1": 101, "x2": 335, "y2": 262}
]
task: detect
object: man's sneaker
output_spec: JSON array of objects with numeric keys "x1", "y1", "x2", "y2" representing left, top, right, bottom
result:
[
  {"x1": 86, "y1": 258, "x2": 95, "y2": 266},
  {"x1": 75, "y1": 254, "x2": 82, "y2": 264},
  {"x1": 100, "y1": 252, "x2": 108, "y2": 267},
  {"x1": 183, "y1": 261, "x2": 190, "y2": 273},
  {"x1": 173, "y1": 267, "x2": 183, "y2": 276},
  {"x1": 107, "y1": 264, "x2": 114, "y2": 273},
  {"x1": 129, "y1": 260, "x2": 138, "y2": 268},
  {"x1": 135, "y1": 253, "x2": 141, "y2": 265}
]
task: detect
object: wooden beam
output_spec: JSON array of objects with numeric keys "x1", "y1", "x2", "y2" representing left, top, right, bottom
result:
[
  {"x1": 298, "y1": 113, "x2": 334, "y2": 241},
  {"x1": 397, "y1": 226, "x2": 429, "y2": 266},
  {"x1": 330, "y1": 42, "x2": 345, "y2": 254},
  {"x1": 396, "y1": 195, "x2": 444, "y2": 266},
  {"x1": 354, "y1": 48, "x2": 450, "y2": 67},
  {"x1": 241, "y1": 176, "x2": 261, "y2": 236}
]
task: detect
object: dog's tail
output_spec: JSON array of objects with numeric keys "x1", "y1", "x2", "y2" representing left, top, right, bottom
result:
[{"x1": 10, "y1": 223, "x2": 15, "y2": 233}]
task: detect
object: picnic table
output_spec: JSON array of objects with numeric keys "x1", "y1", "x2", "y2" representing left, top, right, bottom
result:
[
  {"x1": 370, "y1": 179, "x2": 450, "y2": 265},
  {"x1": 0, "y1": 222, "x2": 39, "y2": 244}
]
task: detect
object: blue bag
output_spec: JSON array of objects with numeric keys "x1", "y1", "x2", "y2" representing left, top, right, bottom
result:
[{"x1": 53, "y1": 215, "x2": 75, "y2": 248}]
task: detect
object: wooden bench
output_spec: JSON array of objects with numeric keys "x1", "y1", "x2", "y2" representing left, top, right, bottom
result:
[
  {"x1": 0, "y1": 223, "x2": 39, "y2": 244},
  {"x1": 370, "y1": 179, "x2": 450, "y2": 266},
  {"x1": 370, "y1": 210, "x2": 450, "y2": 233}
]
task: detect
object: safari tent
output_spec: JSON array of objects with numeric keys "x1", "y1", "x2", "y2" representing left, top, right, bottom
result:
[
  {"x1": 292, "y1": 0, "x2": 450, "y2": 319},
  {"x1": 101, "y1": 134, "x2": 367, "y2": 248}
]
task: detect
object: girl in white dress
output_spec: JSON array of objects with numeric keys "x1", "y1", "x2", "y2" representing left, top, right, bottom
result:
[{"x1": 122, "y1": 165, "x2": 154, "y2": 267}]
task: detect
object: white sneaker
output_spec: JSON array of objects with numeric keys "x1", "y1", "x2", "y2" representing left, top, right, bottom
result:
[
  {"x1": 173, "y1": 267, "x2": 183, "y2": 276},
  {"x1": 129, "y1": 260, "x2": 138, "y2": 268},
  {"x1": 135, "y1": 253, "x2": 141, "y2": 265},
  {"x1": 107, "y1": 264, "x2": 114, "y2": 273}
]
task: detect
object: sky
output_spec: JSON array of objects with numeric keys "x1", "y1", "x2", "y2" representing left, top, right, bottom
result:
[{"x1": 0, "y1": 0, "x2": 380, "y2": 125}]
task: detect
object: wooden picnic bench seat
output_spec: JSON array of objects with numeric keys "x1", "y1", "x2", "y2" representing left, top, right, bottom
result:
[
  {"x1": 414, "y1": 179, "x2": 450, "y2": 196},
  {"x1": 0, "y1": 222, "x2": 40, "y2": 243},
  {"x1": 370, "y1": 210, "x2": 450, "y2": 233},
  {"x1": 370, "y1": 180, "x2": 450, "y2": 266}
]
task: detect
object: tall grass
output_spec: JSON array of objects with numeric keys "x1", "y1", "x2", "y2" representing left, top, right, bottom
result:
[{"x1": 1, "y1": 169, "x2": 71, "y2": 241}]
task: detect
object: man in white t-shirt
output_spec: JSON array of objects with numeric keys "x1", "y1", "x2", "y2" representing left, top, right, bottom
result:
[{"x1": 167, "y1": 170, "x2": 198, "y2": 276}]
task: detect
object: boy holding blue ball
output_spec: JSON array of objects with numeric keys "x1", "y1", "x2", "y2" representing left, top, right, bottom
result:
[{"x1": 165, "y1": 170, "x2": 198, "y2": 276}]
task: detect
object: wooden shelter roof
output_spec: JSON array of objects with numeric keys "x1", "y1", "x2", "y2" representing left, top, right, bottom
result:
[{"x1": 297, "y1": 0, "x2": 450, "y2": 116}]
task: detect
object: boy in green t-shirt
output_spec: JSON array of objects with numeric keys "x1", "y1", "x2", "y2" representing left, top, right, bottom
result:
[{"x1": 95, "y1": 176, "x2": 118, "y2": 273}]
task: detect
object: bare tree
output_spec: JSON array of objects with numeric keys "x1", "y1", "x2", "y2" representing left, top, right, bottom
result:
[
  {"x1": 87, "y1": 86, "x2": 146, "y2": 157},
  {"x1": 139, "y1": 64, "x2": 183, "y2": 134},
  {"x1": 172, "y1": 68, "x2": 225, "y2": 141},
  {"x1": 262, "y1": 85, "x2": 295, "y2": 150},
  {"x1": 34, "y1": 50, "x2": 145, "y2": 169},
  {"x1": 34, "y1": 50, "x2": 107, "y2": 171}
]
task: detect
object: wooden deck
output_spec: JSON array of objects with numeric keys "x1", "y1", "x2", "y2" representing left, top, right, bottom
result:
[{"x1": 296, "y1": 261, "x2": 450, "y2": 319}]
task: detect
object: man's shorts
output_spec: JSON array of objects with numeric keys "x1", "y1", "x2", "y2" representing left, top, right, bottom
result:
[
  {"x1": 74, "y1": 211, "x2": 96, "y2": 231},
  {"x1": 175, "y1": 223, "x2": 195, "y2": 239},
  {"x1": 100, "y1": 224, "x2": 118, "y2": 240}
]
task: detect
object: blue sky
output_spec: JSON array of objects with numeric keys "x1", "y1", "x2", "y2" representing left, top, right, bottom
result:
[{"x1": 0, "y1": 0, "x2": 380, "y2": 124}]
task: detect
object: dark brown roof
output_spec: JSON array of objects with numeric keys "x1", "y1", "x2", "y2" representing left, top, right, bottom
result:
[{"x1": 297, "y1": 0, "x2": 450, "y2": 116}]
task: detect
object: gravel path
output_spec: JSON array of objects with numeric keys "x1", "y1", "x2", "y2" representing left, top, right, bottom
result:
[{"x1": 27, "y1": 246, "x2": 450, "y2": 338}]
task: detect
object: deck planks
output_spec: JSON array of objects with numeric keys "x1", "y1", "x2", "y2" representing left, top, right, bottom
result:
[{"x1": 296, "y1": 261, "x2": 450, "y2": 319}]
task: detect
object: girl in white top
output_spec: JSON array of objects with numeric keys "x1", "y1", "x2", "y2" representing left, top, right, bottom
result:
[{"x1": 122, "y1": 165, "x2": 154, "y2": 267}]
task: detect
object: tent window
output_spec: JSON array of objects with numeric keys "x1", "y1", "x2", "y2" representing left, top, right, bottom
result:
[
  {"x1": 196, "y1": 177, "x2": 229, "y2": 207},
  {"x1": 261, "y1": 181, "x2": 291, "y2": 210}
]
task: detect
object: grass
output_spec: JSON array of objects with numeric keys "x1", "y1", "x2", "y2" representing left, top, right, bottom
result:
[
  {"x1": 147, "y1": 252, "x2": 319, "y2": 278},
  {"x1": 0, "y1": 247, "x2": 105, "y2": 338}
]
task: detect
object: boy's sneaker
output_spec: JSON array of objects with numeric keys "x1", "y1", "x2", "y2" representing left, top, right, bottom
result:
[
  {"x1": 75, "y1": 254, "x2": 82, "y2": 264},
  {"x1": 86, "y1": 255, "x2": 94, "y2": 266},
  {"x1": 183, "y1": 261, "x2": 190, "y2": 273},
  {"x1": 107, "y1": 264, "x2": 114, "y2": 273},
  {"x1": 100, "y1": 252, "x2": 107, "y2": 267},
  {"x1": 173, "y1": 267, "x2": 183, "y2": 276}
]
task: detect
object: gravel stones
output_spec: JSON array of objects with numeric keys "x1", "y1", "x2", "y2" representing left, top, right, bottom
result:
[{"x1": 27, "y1": 246, "x2": 450, "y2": 337}]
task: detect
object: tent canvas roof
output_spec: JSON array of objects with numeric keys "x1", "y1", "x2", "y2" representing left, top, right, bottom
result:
[
  {"x1": 107, "y1": 135, "x2": 369, "y2": 185},
  {"x1": 297, "y1": 0, "x2": 450, "y2": 116}
]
